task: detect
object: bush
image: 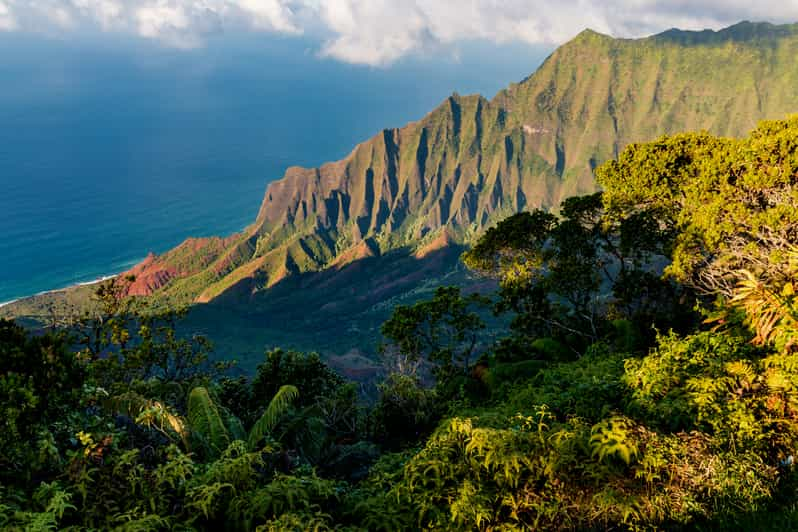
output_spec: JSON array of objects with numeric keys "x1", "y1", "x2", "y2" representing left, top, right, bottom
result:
[
  {"x1": 371, "y1": 373, "x2": 439, "y2": 449},
  {"x1": 625, "y1": 330, "x2": 798, "y2": 459}
]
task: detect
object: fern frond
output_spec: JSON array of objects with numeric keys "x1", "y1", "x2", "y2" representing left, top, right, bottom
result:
[
  {"x1": 248, "y1": 385, "x2": 299, "y2": 451},
  {"x1": 731, "y1": 268, "x2": 798, "y2": 347},
  {"x1": 107, "y1": 391, "x2": 151, "y2": 418},
  {"x1": 590, "y1": 417, "x2": 638, "y2": 465}
]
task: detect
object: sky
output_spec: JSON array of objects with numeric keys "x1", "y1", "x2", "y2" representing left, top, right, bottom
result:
[{"x1": 1, "y1": 1, "x2": 798, "y2": 66}]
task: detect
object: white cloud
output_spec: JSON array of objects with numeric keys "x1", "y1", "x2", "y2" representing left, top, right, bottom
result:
[
  {"x1": 234, "y1": 0, "x2": 300, "y2": 33},
  {"x1": 316, "y1": 1, "x2": 430, "y2": 65},
  {"x1": 1, "y1": 1, "x2": 798, "y2": 65},
  {"x1": 315, "y1": 0, "x2": 798, "y2": 65},
  {"x1": 72, "y1": 0, "x2": 125, "y2": 30},
  {"x1": 0, "y1": 1, "x2": 17, "y2": 31},
  {"x1": 0, "y1": 0, "x2": 301, "y2": 46},
  {"x1": 135, "y1": 1, "x2": 225, "y2": 49}
]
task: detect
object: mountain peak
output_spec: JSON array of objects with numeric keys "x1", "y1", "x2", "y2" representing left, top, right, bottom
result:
[
  {"x1": 572, "y1": 28, "x2": 612, "y2": 40},
  {"x1": 556, "y1": 28, "x2": 614, "y2": 52}
]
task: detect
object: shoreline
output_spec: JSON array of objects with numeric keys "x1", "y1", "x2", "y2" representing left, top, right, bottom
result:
[
  {"x1": 1, "y1": 225, "x2": 252, "y2": 311},
  {"x1": 0, "y1": 273, "x2": 121, "y2": 309}
]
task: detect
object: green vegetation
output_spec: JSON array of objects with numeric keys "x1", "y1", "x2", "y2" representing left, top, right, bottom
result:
[{"x1": 3, "y1": 115, "x2": 798, "y2": 530}]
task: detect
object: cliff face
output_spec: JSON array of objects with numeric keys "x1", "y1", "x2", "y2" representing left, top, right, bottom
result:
[{"x1": 131, "y1": 21, "x2": 798, "y2": 304}]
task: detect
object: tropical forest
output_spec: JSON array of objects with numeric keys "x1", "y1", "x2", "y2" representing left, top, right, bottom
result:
[
  {"x1": 2, "y1": 114, "x2": 798, "y2": 530},
  {"x1": 3, "y1": 19, "x2": 798, "y2": 532}
]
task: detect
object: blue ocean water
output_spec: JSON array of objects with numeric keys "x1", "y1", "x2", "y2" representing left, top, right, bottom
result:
[{"x1": 0, "y1": 33, "x2": 548, "y2": 303}]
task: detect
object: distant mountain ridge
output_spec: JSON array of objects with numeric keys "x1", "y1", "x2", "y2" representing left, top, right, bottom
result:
[{"x1": 110, "y1": 21, "x2": 798, "y2": 305}]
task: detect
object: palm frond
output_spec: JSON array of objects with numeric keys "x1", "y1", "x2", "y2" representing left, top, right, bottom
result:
[
  {"x1": 247, "y1": 384, "x2": 299, "y2": 451},
  {"x1": 222, "y1": 408, "x2": 247, "y2": 441},
  {"x1": 187, "y1": 386, "x2": 231, "y2": 457}
]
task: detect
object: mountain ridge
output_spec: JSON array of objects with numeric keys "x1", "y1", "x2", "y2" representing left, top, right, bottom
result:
[{"x1": 10, "y1": 21, "x2": 798, "y2": 317}]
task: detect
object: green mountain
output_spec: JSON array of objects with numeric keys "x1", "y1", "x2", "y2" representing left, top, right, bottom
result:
[
  {"x1": 122, "y1": 21, "x2": 798, "y2": 306},
  {"x1": 5, "y1": 21, "x2": 798, "y2": 369}
]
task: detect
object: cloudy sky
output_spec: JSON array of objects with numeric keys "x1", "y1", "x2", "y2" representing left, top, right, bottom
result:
[{"x1": 2, "y1": 1, "x2": 798, "y2": 66}]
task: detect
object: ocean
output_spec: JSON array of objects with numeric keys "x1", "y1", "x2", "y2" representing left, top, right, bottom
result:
[{"x1": 0, "y1": 33, "x2": 547, "y2": 304}]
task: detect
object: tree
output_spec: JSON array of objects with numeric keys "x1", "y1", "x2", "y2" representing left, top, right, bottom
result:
[
  {"x1": 597, "y1": 118, "x2": 798, "y2": 299},
  {"x1": 463, "y1": 192, "x2": 679, "y2": 353},
  {"x1": 0, "y1": 320, "x2": 84, "y2": 476},
  {"x1": 370, "y1": 373, "x2": 439, "y2": 449},
  {"x1": 251, "y1": 349, "x2": 343, "y2": 411},
  {"x1": 380, "y1": 286, "x2": 487, "y2": 382}
]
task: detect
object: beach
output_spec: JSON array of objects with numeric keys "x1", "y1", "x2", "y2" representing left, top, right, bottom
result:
[{"x1": 0, "y1": 274, "x2": 119, "y2": 310}]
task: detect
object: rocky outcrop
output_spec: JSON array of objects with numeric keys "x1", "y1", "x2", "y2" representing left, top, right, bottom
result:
[{"x1": 125, "y1": 254, "x2": 175, "y2": 296}]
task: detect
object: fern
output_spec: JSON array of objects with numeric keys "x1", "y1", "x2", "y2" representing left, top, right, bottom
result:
[
  {"x1": 204, "y1": 440, "x2": 263, "y2": 488},
  {"x1": 449, "y1": 480, "x2": 494, "y2": 528},
  {"x1": 590, "y1": 417, "x2": 639, "y2": 466},
  {"x1": 730, "y1": 250, "x2": 798, "y2": 351},
  {"x1": 153, "y1": 445, "x2": 195, "y2": 491},
  {"x1": 255, "y1": 512, "x2": 334, "y2": 532},
  {"x1": 350, "y1": 493, "x2": 412, "y2": 532},
  {"x1": 187, "y1": 386, "x2": 231, "y2": 458},
  {"x1": 186, "y1": 482, "x2": 235, "y2": 520},
  {"x1": 2, "y1": 483, "x2": 79, "y2": 532},
  {"x1": 248, "y1": 385, "x2": 299, "y2": 450},
  {"x1": 112, "y1": 512, "x2": 171, "y2": 531},
  {"x1": 732, "y1": 270, "x2": 792, "y2": 345}
]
